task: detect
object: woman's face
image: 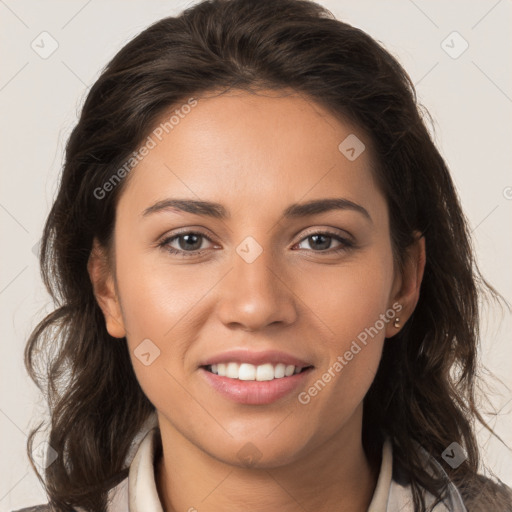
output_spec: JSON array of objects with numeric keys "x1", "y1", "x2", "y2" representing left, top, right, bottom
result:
[{"x1": 91, "y1": 89, "x2": 421, "y2": 468}]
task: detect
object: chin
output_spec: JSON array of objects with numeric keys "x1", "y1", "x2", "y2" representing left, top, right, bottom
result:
[{"x1": 200, "y1": 432, "x2": 313, "y2": 470}]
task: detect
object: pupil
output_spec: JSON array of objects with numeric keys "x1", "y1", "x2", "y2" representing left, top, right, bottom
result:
[
  {"x1": 180, "y1": 234, "x2": 201, "y2": 250},
  {"x1": 311, "y1": 234, "x2": 330, "y2": 250}
]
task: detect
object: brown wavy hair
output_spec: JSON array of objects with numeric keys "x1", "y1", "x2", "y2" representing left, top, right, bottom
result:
[{"x1": 24, "y1": 0, "x2": 510, "y2": 510}]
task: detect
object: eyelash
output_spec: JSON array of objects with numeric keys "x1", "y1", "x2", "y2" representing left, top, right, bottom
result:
[{"x1": 157, "y1": 230, "x2": 354, "y2": 257}]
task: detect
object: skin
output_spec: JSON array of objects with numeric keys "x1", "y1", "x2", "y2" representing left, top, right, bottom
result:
[{"x1": 88, "y1": 89, "x2": 426, "y2": 512}]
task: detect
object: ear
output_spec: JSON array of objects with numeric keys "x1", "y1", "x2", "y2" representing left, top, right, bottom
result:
[
  {"x1": 385, "y1": 232, "x2": 426, "y2": 337},
  {"x1": 87, "y1": 237, "x2": 126, "y2": 338}
]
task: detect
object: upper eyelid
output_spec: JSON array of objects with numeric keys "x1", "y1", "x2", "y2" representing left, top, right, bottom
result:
[
  {"x1": 298, "y1": 226, "x2": 353, "y2": 241},
  {"x1": 160, "y1": 230, "x2": 215, "y2": 245}
]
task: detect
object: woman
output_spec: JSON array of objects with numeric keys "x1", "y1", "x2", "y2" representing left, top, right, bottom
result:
[{"x1": 16, "y1": 0, "x2": 512, "y2": 510}]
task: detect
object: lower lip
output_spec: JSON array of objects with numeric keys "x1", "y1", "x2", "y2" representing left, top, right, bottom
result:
[{"x1": 200, "y1": 367, "x2": 313, "y2": 405}]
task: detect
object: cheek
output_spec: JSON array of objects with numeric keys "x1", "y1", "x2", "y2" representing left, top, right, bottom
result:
[
  {"x1": 303, "y1": 247, "x2": 395, "y2": 348},
  {"x1": 113, "y1": 244, "x2": 221, "y2": 403},
  {"x1": 114, "y1": 243, "x2": 208, "y2": 341},
  {"x1": 297, "y1": 248, "x2": 394, "y2": 413}
]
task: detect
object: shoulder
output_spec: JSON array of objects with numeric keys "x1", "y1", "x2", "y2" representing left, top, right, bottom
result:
[
  {"x1": 11, "y1": 505, "x2": 80, "y2": 512},
  {"x1": 457, "y1": 474, "x2": 512, "y2": 511},
  {"x1": 11, "y1": 506, "x2": 52, "y2": 512},
  {"x1": 394, "y1": 441, "x2": 512, "y2": 511}
]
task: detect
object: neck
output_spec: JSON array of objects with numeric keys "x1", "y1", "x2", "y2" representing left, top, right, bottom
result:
[{"x1": 155, "y1": 410, "x2": 378, "y2": 512}]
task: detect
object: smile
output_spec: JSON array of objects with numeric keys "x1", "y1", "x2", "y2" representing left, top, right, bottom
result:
[{"x1": 205, "y1": 362, "x2": 311, "y2": 381}]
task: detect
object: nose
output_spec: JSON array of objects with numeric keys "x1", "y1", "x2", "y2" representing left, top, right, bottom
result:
[{"x1": 216, "y1": 243, "x2": 298, "y2": 332}]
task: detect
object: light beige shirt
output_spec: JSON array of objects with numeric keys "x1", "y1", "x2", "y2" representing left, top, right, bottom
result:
[{"x1": 102, "y1": 418, "x2": 467, "y2": 512}]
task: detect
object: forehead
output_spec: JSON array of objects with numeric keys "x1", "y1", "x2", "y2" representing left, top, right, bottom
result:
[{"x1": 117, "y1": 89, "x2": 384, "y2": 222}]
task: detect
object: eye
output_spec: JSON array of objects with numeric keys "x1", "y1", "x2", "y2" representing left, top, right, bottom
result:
[
  {"x1": 294, "y1": 231, "x2": 354, "y2": 254},
  {"x1": 158, "y1": 231, "x2": 215, "y2": 257},
  {"x1": 158, "y1": 229, "x2": 354, "y2": 258}
]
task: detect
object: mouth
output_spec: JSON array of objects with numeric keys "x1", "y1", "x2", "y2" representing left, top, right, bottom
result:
[
  {"x1": 202, "y1": 362, "x2": 313, "y2": 381},
  {"x1": 198, "y1": 349, "x2": 315, "y2": 405}
]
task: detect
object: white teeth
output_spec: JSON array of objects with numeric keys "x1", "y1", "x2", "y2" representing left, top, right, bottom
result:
[
  {"x1": 274, "y1": 363, "x2": 286, "y2": 378},
  {"x1": 256, "y1": 363, "x2": 274, "y2": 381},
  {"x1": 226, "y1": 362, "x2": 239, "y2": 378},
  {"x1": 239, "y1": 363, "x2": 256, "y2": 380},
  {"x1": 207, "y1": 362, "x2": 308, "y2": 381}
]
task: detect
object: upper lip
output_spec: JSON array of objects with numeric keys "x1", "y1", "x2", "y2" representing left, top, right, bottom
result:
[{"x1": 199, "y1": 349, "x2": 314, "y2": 369}]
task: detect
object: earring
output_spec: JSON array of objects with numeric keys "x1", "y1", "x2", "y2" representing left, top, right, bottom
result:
[{"x1": 393, "y1": 317, "x2": 401, "y2": 329}]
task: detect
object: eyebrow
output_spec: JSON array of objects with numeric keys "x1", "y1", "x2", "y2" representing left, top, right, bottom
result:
[{"x1": 141, "y1": 197, "x2": 372, "y2": 222}]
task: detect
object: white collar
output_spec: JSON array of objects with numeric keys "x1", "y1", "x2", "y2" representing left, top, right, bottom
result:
[{"x1": 106, "y1": 424, "x2": 466, "y2": 511}]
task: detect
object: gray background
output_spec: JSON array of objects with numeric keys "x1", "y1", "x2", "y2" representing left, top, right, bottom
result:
[{"x1": 1, "y1": 0, "x2": 511, "y2": 510}]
